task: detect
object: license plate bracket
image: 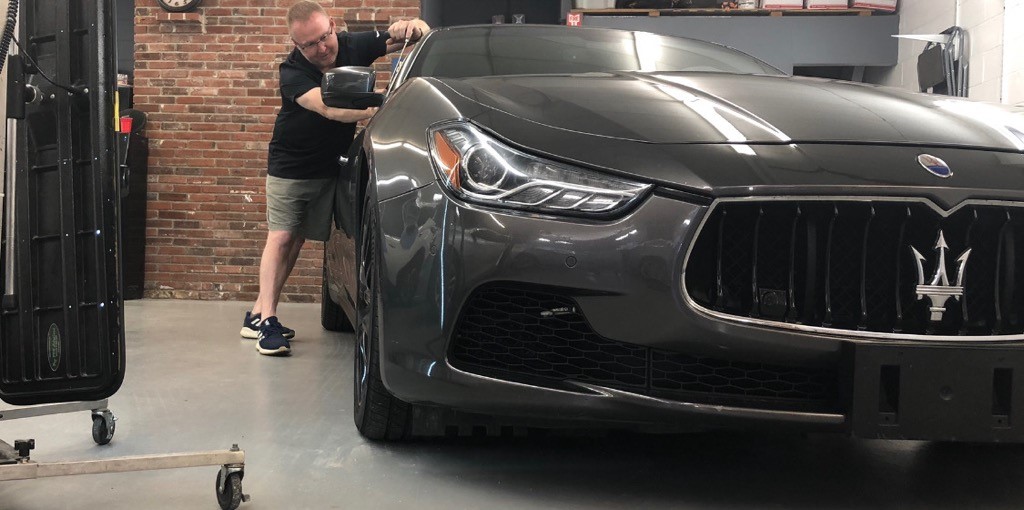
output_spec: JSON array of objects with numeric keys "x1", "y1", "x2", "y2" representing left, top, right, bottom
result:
[{"x1": 851, "y1": 344, "x2": 1024, "y2": 442}]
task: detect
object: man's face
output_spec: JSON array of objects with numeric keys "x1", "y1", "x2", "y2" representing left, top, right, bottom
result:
[{"x1": 290, "y1": 12, "x2": 337, "y2": 69}]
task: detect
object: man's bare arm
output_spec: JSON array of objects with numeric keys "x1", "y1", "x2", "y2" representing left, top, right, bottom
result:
[{"x1": 296, "y1": 88, "x2": 377, "y2": 123}]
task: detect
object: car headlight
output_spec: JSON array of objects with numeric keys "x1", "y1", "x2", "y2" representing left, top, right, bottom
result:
[{"x1": 428, "y1": 122, "x2": 651, "y2": 216}]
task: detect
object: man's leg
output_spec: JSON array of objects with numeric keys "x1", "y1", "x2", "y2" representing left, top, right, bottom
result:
[
  {"x1": 246, "y1": 174, "x2": 330, "y2": 333},
  {"x1": 251, "y1": 229, "x2": 298, "y2": 355},
  {"x1": 268, "y1": 235, "x2": 306, "y2": 317},
  {"x1": 251, "y1": 229, "x2": 299, "y2": 319}
]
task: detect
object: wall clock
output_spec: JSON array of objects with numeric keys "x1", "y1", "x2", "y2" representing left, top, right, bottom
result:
[{"x1": 157, "y1": 0, "x2": 202, "y2": 13}]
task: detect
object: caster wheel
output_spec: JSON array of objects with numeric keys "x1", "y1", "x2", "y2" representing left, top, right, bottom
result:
[
  {"x1": 216, "y1": 470, "x2": 244, "y2": 510},
  {"x1": 92, "y1": 414, "x2": 115, "y2": 445}
]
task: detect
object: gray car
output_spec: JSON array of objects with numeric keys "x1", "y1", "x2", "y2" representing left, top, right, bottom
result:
[{"x1": 321, "y1": 24, "x2": 1024, "y2": 442}]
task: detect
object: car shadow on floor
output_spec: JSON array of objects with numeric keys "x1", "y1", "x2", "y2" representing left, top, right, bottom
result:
[{"x1": 384, "y1": 431, "x2": 1024, "y2": 509}]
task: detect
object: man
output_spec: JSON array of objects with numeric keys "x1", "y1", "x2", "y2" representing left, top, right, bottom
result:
[{"x1": 241, "y1": 1, "x2": 429, "y2": 356}]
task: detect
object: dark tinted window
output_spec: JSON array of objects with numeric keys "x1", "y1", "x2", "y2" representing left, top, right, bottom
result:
[{"x1": 407, "y1": 26, "x2": 783, "y2": 79}]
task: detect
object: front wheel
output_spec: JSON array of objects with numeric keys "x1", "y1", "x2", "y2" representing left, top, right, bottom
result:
[{"x1": 353, "y1": 192, "x2": 410, "y2": 441}]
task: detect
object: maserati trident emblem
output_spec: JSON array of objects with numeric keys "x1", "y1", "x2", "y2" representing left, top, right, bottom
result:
[
  {"x1": 911, "y1": 231, "x2": 971, "y2": 322},
  {"x1": 918, "y1": 154, "x2": 953, "y2": 178}
]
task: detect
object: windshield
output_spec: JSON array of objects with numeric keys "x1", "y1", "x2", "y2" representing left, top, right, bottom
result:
[{"x1": 406, "y1": 26, "x2": 784, "y2": 80}]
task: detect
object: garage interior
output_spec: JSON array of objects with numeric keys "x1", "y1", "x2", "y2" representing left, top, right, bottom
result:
[{"x1": 1, "y1": 0, "x2": 1024, "y2": 508}]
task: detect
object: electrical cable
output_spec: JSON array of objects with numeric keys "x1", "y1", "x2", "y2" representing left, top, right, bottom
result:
[
  {"x1": 0, "y1": 0, "x2": 18, "y2": 74},
  {"x1": 12, "y1": 35, "x2": 85, "y2": 95}
]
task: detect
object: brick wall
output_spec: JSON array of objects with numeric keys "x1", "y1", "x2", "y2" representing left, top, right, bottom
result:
[{"x1": 134, "y1": 0, "x2": 419, "y2": 302}]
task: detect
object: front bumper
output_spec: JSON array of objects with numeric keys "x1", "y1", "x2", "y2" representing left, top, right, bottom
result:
[{"x1": 373, "y1": 183, "x2": 1024, "y2": 440}]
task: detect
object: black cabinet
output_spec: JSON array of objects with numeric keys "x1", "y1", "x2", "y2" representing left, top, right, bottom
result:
[{"x1": 116, "y1": 132, "x2": 148, "y2": 300}]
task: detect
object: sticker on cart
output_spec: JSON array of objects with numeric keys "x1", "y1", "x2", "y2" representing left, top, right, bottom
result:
[
  {"x1": 47, "y1": 323, "x2": 61, "y2": 372},
  {"x1": 567, "y1": 12, "x2": 582, "y2": 26}
]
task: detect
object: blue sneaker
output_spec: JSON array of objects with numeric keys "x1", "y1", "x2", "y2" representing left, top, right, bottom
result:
[
  {"x1": 241, "y1": 312, "x2": 294, "y2": 339},
  {"x1": 256, "y1": 316, "x2": 291, "y2": 356}
]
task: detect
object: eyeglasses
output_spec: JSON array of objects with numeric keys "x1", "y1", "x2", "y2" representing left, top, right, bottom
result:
[{"x1": 295, "y1": 23, "x2": 334, "y2": 51}]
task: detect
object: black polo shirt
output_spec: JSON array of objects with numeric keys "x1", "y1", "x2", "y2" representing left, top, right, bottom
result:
[{"x1": 268, "y1": 31, "x2": 388, "y2": 180}]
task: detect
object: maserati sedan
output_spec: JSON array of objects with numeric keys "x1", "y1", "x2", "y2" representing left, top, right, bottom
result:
[{"x1": 320, "y1": 24, "x2": 1024, "y2": 441}]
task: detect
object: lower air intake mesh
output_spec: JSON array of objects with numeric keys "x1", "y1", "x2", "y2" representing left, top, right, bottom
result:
[{"x1": 450, "y1": 284, "x2": 838, "y2": 412}]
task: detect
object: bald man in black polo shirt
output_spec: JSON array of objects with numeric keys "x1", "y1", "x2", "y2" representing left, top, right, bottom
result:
[{"x1": 241, "y1": 1, "x2": 428, "y2": 356}]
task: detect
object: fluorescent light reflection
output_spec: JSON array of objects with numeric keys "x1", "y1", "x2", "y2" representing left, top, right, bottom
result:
[
  {"x1": 653, "y1": 75, "x2": 791, "y2": 155},
  {"x1": 635, "y1": 32, "x2": 664, "y2": 72},
  {"x1": 934, "y1": 99, "x2": 1024, "y2": 151},
  {"x1": 615, "y1": 228, "x2": 639, "y2": 241},
  {"x1": 654, "y1": 84, "x2": 755, "y2": 155},
  {"x1": 374, "y1": 140, "x2": 429, "y2": 157}
]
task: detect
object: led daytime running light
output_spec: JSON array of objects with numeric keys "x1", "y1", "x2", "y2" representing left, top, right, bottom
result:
[{"x1": 428, "y1": 123, "x2": 650, "y2": 216}]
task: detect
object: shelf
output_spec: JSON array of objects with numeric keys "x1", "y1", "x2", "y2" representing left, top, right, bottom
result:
[
  {"x1": 572, "y1": 8, "x2": 899, "y2": 73},
  {"x1": 569, "y1": 8, "x2": 888, "y2": 17}
]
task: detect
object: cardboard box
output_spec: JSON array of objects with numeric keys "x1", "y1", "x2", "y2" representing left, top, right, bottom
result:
[
  {"x1": 760, "y1": 0, "x2": 803, "y2": 8},
  {"x1": 850, "y1": 0, "x2": 897, "y2": 11},
  {"x1": 805, "y1": 0, "x2": 847, "y2": 8}
]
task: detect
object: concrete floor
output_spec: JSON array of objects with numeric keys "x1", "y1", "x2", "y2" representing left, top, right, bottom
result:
[{"x1": 2, "y1": 299, "x2": 1024, "y2": 509}]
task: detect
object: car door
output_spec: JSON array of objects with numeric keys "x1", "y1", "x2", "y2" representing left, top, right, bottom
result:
[
  {"x1": 327, "y1": 137, "x2": 364, "y2": 313},
  {"x1": 0, "y1": 0, "x2": 124, "y2": 405}
]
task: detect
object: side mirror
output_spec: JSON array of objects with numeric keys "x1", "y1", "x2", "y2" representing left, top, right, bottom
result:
[{"x1": 321, "y1": 66, "x2": 384, "y2": 109}]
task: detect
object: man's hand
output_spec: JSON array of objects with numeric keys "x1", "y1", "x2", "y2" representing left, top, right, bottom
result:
[
  {"x1": 343, "y1": 106, "x2": 378, "y2": 124},
  {"x1": 317, "y1": 105, "x2": 377, "y2": 123},
  {"x1": 356, "y1": 107, "x2": 378, "y2": 127},
  {"x1": 386, "y1": 19, "x2": 429, "y2": 45},
  {"x1": 296, "y1": 88, "x2": 378, "y2": 123}
]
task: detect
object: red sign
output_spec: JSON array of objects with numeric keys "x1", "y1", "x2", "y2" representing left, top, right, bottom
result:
[{"x1": 566, "y1": 12, "x2": 582, "y2": 26}]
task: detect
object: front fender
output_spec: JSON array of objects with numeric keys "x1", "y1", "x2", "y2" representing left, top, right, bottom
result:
[
  {"x1": 334, "y1": 132, "x2": 365, "y2": 235},
  {"x1": 362, "y1": 78, "x2": 484, "y2": 203}
]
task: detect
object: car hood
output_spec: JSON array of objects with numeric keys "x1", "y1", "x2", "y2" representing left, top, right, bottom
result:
[
  {"x1": 401, "y1": 76, "x2": 1024, "y2": 208},
  {"x1": 441, "y1": 72, "x2": 1024, "y2": 152}
]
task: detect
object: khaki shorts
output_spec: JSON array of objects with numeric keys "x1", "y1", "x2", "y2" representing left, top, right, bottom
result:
[{"x1": 265, "y1": 175, "x2": 335, "y2": 242}]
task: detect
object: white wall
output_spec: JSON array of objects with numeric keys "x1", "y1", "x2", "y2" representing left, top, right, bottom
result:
[
  {"x1": 866, "y1": 0, "x2": 1013, "y2": 103},
  {"x1": 962, "y1": 0, "x2": 1006, "y2": 101},
  {"x1": 1005, "y1": 0, "x2": 1024, "y2": 104},
  {"x1": 865, "y1": 0, "x2": 956, "y2": 89}
]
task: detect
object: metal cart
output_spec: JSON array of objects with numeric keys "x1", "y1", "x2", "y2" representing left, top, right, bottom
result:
[
  {"x1": 0, "y1": 400, "x2": 249, "y2": 509},
  {"x1": 1, "y1": 0, "x2": 250, "y2": 507}
]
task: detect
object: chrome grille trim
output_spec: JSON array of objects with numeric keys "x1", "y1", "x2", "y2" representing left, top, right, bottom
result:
[{"x1": 681, "y1": 196, "x2": 1024, "y2": 342}]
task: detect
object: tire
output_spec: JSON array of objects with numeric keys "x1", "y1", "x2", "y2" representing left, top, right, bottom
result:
[
  {"x1": 321, "y1": 247, "x2": 354, "y2": 332},
  {"x1": 215, "y1": 470, "x2": 243, "y2": 510},
  {"x1": 353, "y1": 191, "x2": 411, "y2": 441}
]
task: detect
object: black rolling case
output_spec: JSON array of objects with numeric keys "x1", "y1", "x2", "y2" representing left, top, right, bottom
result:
[{"x1": 1, "y1": 0, "x2": 125, "y2": 406}]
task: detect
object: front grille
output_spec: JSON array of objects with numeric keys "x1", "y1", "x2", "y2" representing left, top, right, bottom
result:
[
  {"x1": 450, "y1": 284, "x2": 838, "y2": 412},
  {"x1": 684, "y1": 200, "x2": 1024, "y2": 336}
]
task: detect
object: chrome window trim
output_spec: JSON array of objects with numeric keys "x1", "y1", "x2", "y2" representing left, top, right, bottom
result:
[{"x1": 680, "y1": 195, "x2": 1024, "y2": 343}]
